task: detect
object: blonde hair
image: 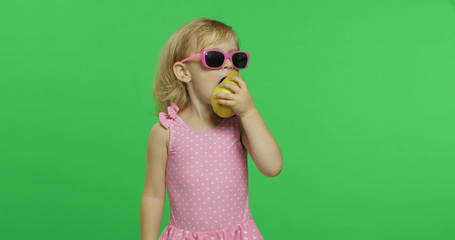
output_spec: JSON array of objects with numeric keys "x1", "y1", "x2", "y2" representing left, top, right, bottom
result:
[{"x1": 152, "y1": 18, "x2": 239, "y2": 116}]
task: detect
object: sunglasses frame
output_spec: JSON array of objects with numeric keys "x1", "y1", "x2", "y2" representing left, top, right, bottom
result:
[{"x1": 180, "y1": 49, "x2": 249, "y2": 70}]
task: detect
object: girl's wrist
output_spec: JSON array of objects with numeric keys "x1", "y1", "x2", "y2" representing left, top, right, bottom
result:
[{"x1": 239, "y1": 107, "x2": 259, "y2": 119}]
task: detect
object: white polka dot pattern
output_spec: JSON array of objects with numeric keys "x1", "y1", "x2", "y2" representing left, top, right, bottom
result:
[{"x1": 157, "y1": 103, "x2": 264, "y2": 240}]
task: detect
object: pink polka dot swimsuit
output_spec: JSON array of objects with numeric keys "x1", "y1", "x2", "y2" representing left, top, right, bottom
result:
[{"x1": 157, "y1": 103, "x2": 264, "y2": 240}]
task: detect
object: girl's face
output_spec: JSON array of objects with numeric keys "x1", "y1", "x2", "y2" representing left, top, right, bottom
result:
[{"x1": 185, "y1": 36, "x2": 239, "y2": 107}]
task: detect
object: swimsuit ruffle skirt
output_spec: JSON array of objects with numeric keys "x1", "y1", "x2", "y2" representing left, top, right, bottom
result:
[{"x1": 157, "y1": 103, "x2": 264, "y2": 240}]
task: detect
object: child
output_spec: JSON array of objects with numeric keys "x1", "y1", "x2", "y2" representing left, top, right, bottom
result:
[{"x1": 141, "y1": 18, "x2": 283, "y2": 240}]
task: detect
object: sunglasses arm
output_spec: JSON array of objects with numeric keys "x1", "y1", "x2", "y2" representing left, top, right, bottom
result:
[{"x1": 180, "y1": 54, "x2": 201, "y2": 63}]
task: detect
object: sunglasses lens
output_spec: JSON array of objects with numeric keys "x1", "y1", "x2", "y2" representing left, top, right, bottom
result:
[
  {"x1": 232, "y1": 52, "x2": 248, "y2": 69},
  {"x1": 205, "y1": 51, "x2": 225, "y2": 68}
]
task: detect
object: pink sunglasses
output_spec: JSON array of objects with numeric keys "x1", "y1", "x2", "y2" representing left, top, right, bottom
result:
[{"x1": 180, "y1": 49, "x2": 249, "y2": 70}]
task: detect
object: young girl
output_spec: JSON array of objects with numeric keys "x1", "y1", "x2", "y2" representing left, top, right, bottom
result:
[{"x1": 140, "y1": 18, "x2": 283, "y2": 240}]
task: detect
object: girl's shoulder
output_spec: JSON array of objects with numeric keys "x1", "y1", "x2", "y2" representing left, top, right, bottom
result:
[{"x1": 150, "y1": 121, "x2": 170, "y2": 153}]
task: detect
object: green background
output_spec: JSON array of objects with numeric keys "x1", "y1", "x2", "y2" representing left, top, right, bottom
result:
[{"x1": 1, "y1": 0, "x2": 455, "y2": 239}]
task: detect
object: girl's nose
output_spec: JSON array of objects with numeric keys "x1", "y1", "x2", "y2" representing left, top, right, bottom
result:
[{"x1": 223, "y1": 58, "x2": 233, "y2": 69}]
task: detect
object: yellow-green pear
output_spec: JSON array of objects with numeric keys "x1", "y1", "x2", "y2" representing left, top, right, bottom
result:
[{"x1": 211, "y1": 72, "x2": 242, "y2": 118}]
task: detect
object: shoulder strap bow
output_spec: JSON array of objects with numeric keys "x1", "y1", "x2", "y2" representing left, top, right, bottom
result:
[{"x1": 159, "y1": 103, "x2": 180, "y2": 129}]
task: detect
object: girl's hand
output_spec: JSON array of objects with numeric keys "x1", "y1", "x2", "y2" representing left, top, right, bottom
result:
[{"x1": 213, "y1": 76, "x2": 256, "y2": 118}]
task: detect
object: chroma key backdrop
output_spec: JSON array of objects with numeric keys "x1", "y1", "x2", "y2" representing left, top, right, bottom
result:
[{"x1": 1, "y1": 0, "x2": 454, "y2": 239}]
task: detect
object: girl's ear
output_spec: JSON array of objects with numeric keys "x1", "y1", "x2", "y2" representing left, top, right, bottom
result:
[{"x1": 173, "y1": 62, "x2": 192, "y2": 83}]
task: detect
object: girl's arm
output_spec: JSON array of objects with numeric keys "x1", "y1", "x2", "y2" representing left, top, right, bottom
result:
[
  {"x1": 239, "y1": 109, "x2": 283, "y2": 178},
  {"x1": 140, "y1": 123, "x2": 169, "y2": 240},
  {"x1": 215, "y1": 76, "x2": 283, "y2": 178}
]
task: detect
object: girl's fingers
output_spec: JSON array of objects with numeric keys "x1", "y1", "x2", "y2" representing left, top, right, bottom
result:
[
  {"x1": 229, "y1": 76, "x2": 247, "y2": 89},
  {"x1": 214, "y1": 92, "x2": 236, "y2": 100},
  {"x1": 217, "y1": 99, "x2": 235, "y2": 106},
  {"x1": 220, "y1": 81, "x2": 241, "y2": 93}
]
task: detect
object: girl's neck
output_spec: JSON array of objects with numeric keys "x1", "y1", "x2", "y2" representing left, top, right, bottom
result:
[{"x1": 178, "y1": 102, "x2": 223, "y2": 131}]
